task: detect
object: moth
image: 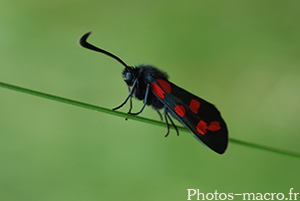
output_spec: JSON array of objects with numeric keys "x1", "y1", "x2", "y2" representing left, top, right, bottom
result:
[{"x1": 79, "y1": 32, "x2": 228, "y2": 154}]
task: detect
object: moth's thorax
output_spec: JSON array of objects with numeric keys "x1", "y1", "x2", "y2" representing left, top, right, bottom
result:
[
  {"x1": 121, "y1": 64, "x2": 168, "y2": 111},
  {"x1": 136, "y1": 64, "x2": 169, "y2": 82},
  {"x1": 122, "y1": 64, "x2": 169, "y2": 86}
]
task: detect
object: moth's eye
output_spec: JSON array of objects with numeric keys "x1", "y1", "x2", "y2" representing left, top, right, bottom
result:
[{"x1": 125, "y1": 72, "x2": 132, "y2": 81}]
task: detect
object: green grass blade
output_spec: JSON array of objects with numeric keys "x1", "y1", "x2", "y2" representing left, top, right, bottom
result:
[{"x1": 0, "y1": 81, "x2": 299, "y2": 159}]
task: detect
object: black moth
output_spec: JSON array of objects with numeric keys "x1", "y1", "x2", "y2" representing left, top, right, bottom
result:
[{"x1": 79, "y1": 32, "x2": 228, "y2": 154}]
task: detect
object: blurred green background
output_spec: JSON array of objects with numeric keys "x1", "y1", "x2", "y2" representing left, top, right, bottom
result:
[{"x1": 1, "y1": 0, "x2": 300, "y2": 200}]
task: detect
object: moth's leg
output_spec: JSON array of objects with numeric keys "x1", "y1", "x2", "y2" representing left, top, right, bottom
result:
[
  {"x1": 166, "y1": 112, "x2": 179, "y2": 136},
  {"x1": 125, "y1": 86, "x2": 133, "y2": 121},
  {"x1": 128, "y1": 85, "x2": 133, "y2": 114},
  {"x1": 164, "y1": 106, "x2": 179, "y2": 137},
  {"x1": 129, "y1": 83, "x2": 150, "y2": 115},
  {"x1": 164, "y1": 110, "x2": 170, "y2": 137},
  {"x1": 157, "y1": 110, "x2": 163, "y2": 121},
  {"x1": 112, "y1": 78, "x2": 138, "y2": 111}
]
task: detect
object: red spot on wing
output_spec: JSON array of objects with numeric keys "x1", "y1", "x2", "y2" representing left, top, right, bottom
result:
[
  {"x1": 196, "y1": 120, "x2": 207, "y2": 135},
  {"x1": 174, "y1": 105, "x2": 186, "y2": 117},
  {"x1": 208, "y1": 121, "x2": 221, "y2": 131},
  {"x1": 151, "y1": 83, "x2": 165, "y2": 99},
  {"x1": 156, "y1": 79, "x2": 171, "y2": 93},
  {"x1": 189, "y1": 99, "x2": 201, "y2": 114},
  {"x1": 196, "y1": 120, "x2": 221, "y2": 135}
]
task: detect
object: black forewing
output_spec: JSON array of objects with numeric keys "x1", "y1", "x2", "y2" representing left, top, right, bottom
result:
[{"x1": 150, "y1": 78, "x2": 228, "y2": 154}]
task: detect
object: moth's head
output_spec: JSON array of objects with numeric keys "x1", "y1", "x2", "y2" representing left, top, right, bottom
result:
[{"x1": 122, "y1": 66, "x2": 136, "y2": 86}]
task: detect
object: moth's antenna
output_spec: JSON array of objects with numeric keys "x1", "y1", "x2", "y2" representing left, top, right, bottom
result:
[{"x1": 79, "y1": 32, "x2": 129, "y2": 68}]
